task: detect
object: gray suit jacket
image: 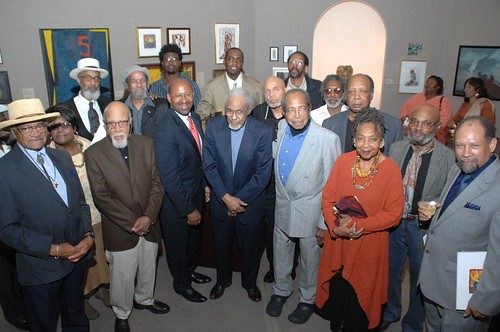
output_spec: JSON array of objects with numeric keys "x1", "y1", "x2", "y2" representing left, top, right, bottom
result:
[
  {"x1": 274, "y1": 120, "x2": 341, "y2": 237},
  {"x1": 196, "y1": 72, "x2": 263, "y2": 122},
  {"x1": 419, "y1": 158, "x2": 500, "y2": 315},
  {"x1": 323, "y1": 110, "x2": 403, "y2": 155}
]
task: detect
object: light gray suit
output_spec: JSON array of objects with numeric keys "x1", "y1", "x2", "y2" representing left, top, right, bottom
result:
[
  {"x1": 273, "y1": 119, "x2": 341, "y2": 303},
  {"x1": 419, "y1": 157, "x2": 500, "y2": 331}
]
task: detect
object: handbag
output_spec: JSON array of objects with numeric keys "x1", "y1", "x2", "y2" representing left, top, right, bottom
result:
[{"x1": 333, "y1": 196, "x2": 367, "y2": 226}]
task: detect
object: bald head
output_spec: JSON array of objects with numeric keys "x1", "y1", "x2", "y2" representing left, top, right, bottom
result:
[
  {"x1": 264, "y1": 76, "x2": 286, "y2": 108},
  {"x1": 104, "y1": 101, "x2": 130, "y2": 122},
  {"x1": 168, "y1": 78, "x2": 194, "y2": 115},
  {"x1": 104, "y1": 101, "x2": 131, "y2": 148},
  {"x1": 411, "y1": 104, "x2": 440, "y2": 124}
]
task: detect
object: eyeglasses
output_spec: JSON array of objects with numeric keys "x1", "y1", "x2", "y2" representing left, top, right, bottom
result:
[
  {"x1": 48, "y1": 122, "x2": 73, "y2": 131},
  {"x1": 16, "y1": 123, "x2": 47, "y2": 134},
  {"x1": 285, "y1": 106, "x2": 309, "y2": 115},
  {"x1": 164, "y1": 57, "x2": 179, "y2": 62},
  {"x1": 408, "y1": 118, "x2": 437, "y2": 129},
  {"x1": 105, "y1": 120, "x2": 130, "y2": 130},
  {"x1": 79, "y1": 75, "x2": 101, "y2": 83},
  {"x1": 171, "y1": 92, "x2": 194, "y2": 100},
  {"x1": 288, "y1": 60, "x2": 305, "y2": 67},
  {"x1": 347, "y1": 89, "x2": 370, "y2": 97},
  {"x1": 324, "y1": 87, "x2": 343, "y2": 95},
  {"x1": 225, "y1": 108, "x2": 247, "y2": 117}
]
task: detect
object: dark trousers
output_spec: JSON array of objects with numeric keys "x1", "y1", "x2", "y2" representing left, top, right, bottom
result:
[
  {"x1": 263, "y1": 191, "x2": 276, "y2": 272},
  {"x1": 212, "y1": 216, "x2": 263, "y2": 289},
  {"x1": 0, "y1": 242, "x2": 25, "y2": 324},
  {"x1": 22, "y1": 261, "x2": 89, "y2": 332},
  {"x1": 162, "y1": 217, "x2": 203, "y2": 292}
]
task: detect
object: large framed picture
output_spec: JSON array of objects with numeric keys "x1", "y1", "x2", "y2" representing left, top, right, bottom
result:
[
  {"x1": 214, "y1": 23, "x2": 239, "y2": 64},
  {"x1": 181, "y1": 61, "x2": 196, "y2": 81},
  {"x1": 283, "y1": 45, "x2": 298, "y2": 63},
  {"x1": 142, "y1": 63, "x2": 162, "y2": 84},
  {"x1": 167, "y1": 28, "x2": 191, "y2": 55},
  {"x1": 398, "y1": 60, "x2": 427, "y2": 93},
  {"x1": 273, "y1": 67, "x2": 289, "y2": 81},
  {"x1": 137, "y1": 27, "x2": 162, "y2": 58},
  {"x1": 0, "y1": 71, "x2": 12, "y2": 104},
  {"x1": 452, "y1": 45, "x2": 500, "y2": 101},
  {"x1": 39, "y1": 28, "x2": 114, "y2": 106}
]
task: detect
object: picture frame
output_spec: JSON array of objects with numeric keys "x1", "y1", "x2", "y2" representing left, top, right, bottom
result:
[
  {"x1": 0, "y1": 47, "x2": 3, "y2": 64},
  {"x1": 180, "y1": 61, "x2": 196, "y2": 81},
  {"x1": 272, "y1": 67, "x2": 289, "y2": 81},
  {"x1": 39, "y1": 28, "x2": 114, "y2": 106},
  {"x1": 0, "y1": 71, "x2": 12, "y2": 104},
  {"x1": 137, "y1": 27, "x2": 162, "y2": 58},
  {"x1": 214, "y1": 23, "x2": 239, "y2": 64},
  {"x1": 142, "y1": 63, "x2": 162, "y2": 84},
  {"x1": 270, "y1": 46, "x2": 279, "y2": 62},
  {"x1": 398, "y1": 60, "x2": 427, "y2": 93},
  {"x1": 407, "y1": 42, "x2": 423, "y2": 56},
  {"x1": 167, "y1": 28, "x2": 191, "y2": 55},
  {"x1": 213, "y1": 69, "x2": 226, "y2": 78},
  {"x1": 452, "y1": 45, "x2": 500, "y2": 101},
  {"x1": 283, "y1": 45, "x2": 298, "y2": 63}
]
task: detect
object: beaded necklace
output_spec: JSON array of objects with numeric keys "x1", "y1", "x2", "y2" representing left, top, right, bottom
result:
[{"x1": 351, "y1": 153, "x2": 381, "y2": 190}]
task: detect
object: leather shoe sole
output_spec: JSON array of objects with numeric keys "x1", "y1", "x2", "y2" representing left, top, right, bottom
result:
[
  {"x1": 266, "y1": 294, "x2": 289, "y2": 317},
  {"x1": 288, "y1": 302, "x2": 315, "y2": 324},
  {"x1": 246, "y1": 287, "x2": 262, "y2": 302},
  {"x1": 209, "y1": 282, "x2": 231, "y2": 300},
  {"x1": 133, "y1": 300, "x2": 170, "y2": 314},
  {"x1": 190, "y1": 272, "x2": 212, "y2": 284},
  {"x1": 177, "y1": 288, "x2": 207, "y2": 303}
]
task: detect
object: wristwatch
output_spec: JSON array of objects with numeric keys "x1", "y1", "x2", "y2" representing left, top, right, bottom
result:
[{"x1": 84, "y1": 232, "x2": 96, "y2": 240}]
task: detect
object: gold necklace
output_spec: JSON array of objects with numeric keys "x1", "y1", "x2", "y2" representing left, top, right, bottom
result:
[
  {"x1": 351, "y1": 153, "x2": 381, "y2": 189},
  {"x1": 72, "y1": 139, "x2": 85, "y2": 168}
]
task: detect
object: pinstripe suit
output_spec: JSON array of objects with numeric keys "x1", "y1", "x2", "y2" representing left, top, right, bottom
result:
[{"x1": 273, "y1": 119, "x2": 341, "y2": 303}]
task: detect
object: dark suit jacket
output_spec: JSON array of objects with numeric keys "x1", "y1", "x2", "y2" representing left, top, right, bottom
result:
[
  {"x1": 285, "y1": 76, "x2": 324, "y2": 109},
  {"x1": 84, "y1": 135, "x2": 164, "y2": 252},
  {"x1": 0, "y1": 145, "x2": 92, "y2": 286},
  {"x1": 64, "y1": 95, "x2": 112, "y2": 141},
  {"x1": 203, "y1": 116, "x2": 272, "y2": 224},
  {"x1": 120, "y1": 96, "x2": 169, "y2": 138},
  {"x1": 323, "y1": 110, "x2": 404, "y2": 155},
  {"x1": 154, "y1": 109, "x2": 205, "y2": 222}
]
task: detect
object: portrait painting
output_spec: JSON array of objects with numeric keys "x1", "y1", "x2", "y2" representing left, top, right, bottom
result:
[
  {"x1": 137, "y1": 27, "x2": 162, "y2": 58},
  {"x1": 167, "y1": 28, "x2": 191, "y2": 55},
  {"x1": 398, "y1": 60, "x2": 427, "y2": 93},
  {"x1": 214, "y1": 23, "x2": 239, "y2": 64}
]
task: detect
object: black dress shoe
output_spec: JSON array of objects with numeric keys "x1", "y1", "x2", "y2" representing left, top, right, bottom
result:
[
  {"x1": 379, "y1": 320, "x2": 391, "y2": 331},
  {"x1": 263, "y1": 270, "x2": 275, "y2": 283},
  {"x1": 177, "y1": 287, "x2": 207, "y2": 303},
  {"x1": 114, "y1": 318, "x2": 130, "y2": 332},
  {"x1": 190, "y1": 271, "x2": 212, "y2": 284},
  {"x1": 266, "y1": 294, "x2": 289, "y2": 317},
  {"x1": 209, "y1": 282, "x2": 231, "y2": 300},
  {"x1": 12, "y1": 316, "x2": 29, "y2": 331},
  {"x1": 245, "y1": 287, "x2": 262, "y2": 302},
  {"x1": 288, "y1": 302, "x2": 315, "y2": 324},
  {"x1": 133, "y1": 300, "x2": 170, "y2": 314}
]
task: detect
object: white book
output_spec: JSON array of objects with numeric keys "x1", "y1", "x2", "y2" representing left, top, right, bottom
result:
[{"x1": 456, "y1": 251, "x2": 487, "y2": 310}]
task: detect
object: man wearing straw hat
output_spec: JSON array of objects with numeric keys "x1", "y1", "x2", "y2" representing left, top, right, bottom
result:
[
  {"x1": 0, "y1": 98, "x2": 95, "y2": 331},
  {"x1": 64, "y1": 57, "x2": 112, "y2": 142}
]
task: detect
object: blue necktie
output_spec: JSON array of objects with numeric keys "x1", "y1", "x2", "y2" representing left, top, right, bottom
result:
[{"x1": 439, "y1": 174, "x2": 472, "y2": 216}]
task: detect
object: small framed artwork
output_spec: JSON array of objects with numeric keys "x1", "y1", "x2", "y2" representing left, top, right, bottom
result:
[
  {"x1": 167, "y1": 28, "x2": 191, "y2": 55},
  {"x1": 272, "y1": 67, "x2": 289, "y2": 81},
  {"x1": 137, "y1": 27, "x2": 162, "y2": 58},
  {"x1": 270, "y1": 46, "x2": 279, "y2": 62},
  {"x1": 453, "y1": 45, "x2": 500, "y2": 100},
  {"x1": 398, "y1": 60, "x2": 427, "y2": 93},
  {"x1": 213, "y1": 69, "x2": 226, "y2": 78},
  {"x1": 407, "y1": 42, "x2": 423, "y2": 55},
  {"x1": 142, "y1": 63, "x2": 162, "y2": 83},
  {"x1": 283, "y1": 45, "x2": 298, "y2": 63},
  {"x1": 180, "y1": 61, "x2": 196, "y2": 81},
  {"x1": 0, "y1": 71, "x2": 12, "y2": 104},
  {"x1": 214, "y1": 23, "x2": 239, "y2": 64}
]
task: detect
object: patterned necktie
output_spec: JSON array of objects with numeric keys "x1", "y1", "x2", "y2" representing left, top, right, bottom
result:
[
  {"x1": 88, "y1": 101, "x2": 99, "y2": 134},
  {"x1": 233, "y1": 82, "x2": 237, "y2": 90},
  {"x1": 188, "y1": 116, "x2": 201, "y2": 154}
]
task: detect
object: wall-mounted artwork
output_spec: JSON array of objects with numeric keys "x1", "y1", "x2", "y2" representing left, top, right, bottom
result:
[
  {"x1": 213, "y1": 69, "x2": 225, "y2": 78},
  {"x1": 453, "y1": 45, "x2": 500, "y2": 101},
  {"x1": 214, "y1": 23, "x2": 239, "y2": 64},
  {"x1": 270, "y1": 47, "x2": 279, "y2": 62},
  {"x1": 167, "y1": 28, "x2": 191, "y2": 55},
  {"x1": 180, "y1": 61, "x2": 196, "y2": 81},
  {"x1": 398, "y1": 60, "x2": 426, "y2": 93},
  {"x1": 407, "y1": 42, "x2": 423, "y2": 55},
  {"x1": 142, "y1": 63, "x2": 162, "y2": 84},
  {"x1": 283, "y1": 45, "x2": 298, "y2": 63},
  {"x1": 39, "y1": 28, "x2": 113, "y2": 106},
  {"x1": 137, "y1": 27, "x2": 162, "y2": 58},
  {"x1": 0, "y1": 71, "x2": 12, "y2": 104},
  {"x1": 273, "y1": 67, "x2": 289, "y2": 81}
]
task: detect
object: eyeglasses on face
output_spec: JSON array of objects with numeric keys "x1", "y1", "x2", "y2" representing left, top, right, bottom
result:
[
  {"x1": 171, "y1": 92, "x2": 194, "y2": 101},
  {"x1": 79, "y1": 75, "x2": 101, "y2": 83},
  {"x1": 164, "y1": 57, "x2": 179, "y2": 62},
  {"x1": 225, "y1": 108, "x2": 246, "y2": 117},
  {"x1": 48, "y1": 122, "x2": 73, "y2": 131},
  {"x1": 105, "y1": 120, "x2": 130, "y2": 130},
  {"x1": 285, "y1": 106, "x2": 309, "y2": 115},
  {"x1": 16, "y1": 123, "x2": 47, "y2": 134},
  {"x1": 324, "y1": 87, "x2": 343, "y2": 95},
  {"x1": 408, "y1": 118, "x2": 437, "y2": 129},
  {"x1": 288, "y1": 60, "x2": 305, "y2": 67}
]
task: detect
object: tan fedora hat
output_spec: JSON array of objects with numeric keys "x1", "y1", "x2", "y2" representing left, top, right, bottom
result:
[
  {"x1": 0, "y1": 99, "x2": 60, "y2": 131},
  {"x1": 69, "y1": 57, "x2": 109, "y2": 80}
]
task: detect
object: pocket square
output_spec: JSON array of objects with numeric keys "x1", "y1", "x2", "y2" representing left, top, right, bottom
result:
[{"x1": 464, "y1": 202, "x2": 481, "y2": 211}]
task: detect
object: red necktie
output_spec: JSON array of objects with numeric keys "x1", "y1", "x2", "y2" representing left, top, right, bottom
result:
[{"x1": 188, "y1": 116, "x2": 201, "y2": 154}]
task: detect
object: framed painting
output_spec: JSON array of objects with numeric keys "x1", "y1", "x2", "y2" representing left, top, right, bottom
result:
[
  {"x1": 180, "y1": 61, "x2": 196, "y2": 81},
  {"x1": 283, "y1": 45, "x2": 298, "y2": 63},
  {"x1": 0, "y1": 71, "x2": 12, "y2": 104},
  {"x1": 142, "y1": 63, "x2": 162, "y2": 84},
  {"x1": 398, "y1": 60, "x2": 427, "y2": 93},
  {"x1": 137, "y1": 27, "x2": 162, "y2": 58},
  {"x1": 270, "y1": 46, "x2": 279, "y2": 62},
  {"x1": 453, "y1": 45, "x2": 500, "y2": 101},
  {"x1": 214, "y1": 23, "x2": 239, "y2": 64},
  {"x1": 167, "y1": 28, "x2": 191, "y2": 55},
  {"x1": 39, "y1": 28, "x2": 114, "y2": 106},
  {"x1": 213, "y1": 69, "x2": 225, "y2": 78},
  {"x1": 273, "y1": 67, "x2": 289, "y2": 81}
]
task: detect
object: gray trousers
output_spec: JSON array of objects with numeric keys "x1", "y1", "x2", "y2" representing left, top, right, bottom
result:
[
  {"x1": 273, "y1": 226, "x2": 320, "y2": 304},
  {"x1": 423, "y1": 297, "x2": 490, "y2": 332}
]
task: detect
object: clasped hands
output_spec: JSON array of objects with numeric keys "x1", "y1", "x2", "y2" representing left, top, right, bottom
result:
[
  {"x1": 50, "y1": 236, "x2": 94, "y2": 263},
  {"x1": 332, "y1": 215, "x2": 363, "y2": 240},
  {"x1": 132, "y1": 216, "x2": 151, "y2": 236},
  {"x1": 222, "y1": 193, "x2": 248, "y2": 218}
]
